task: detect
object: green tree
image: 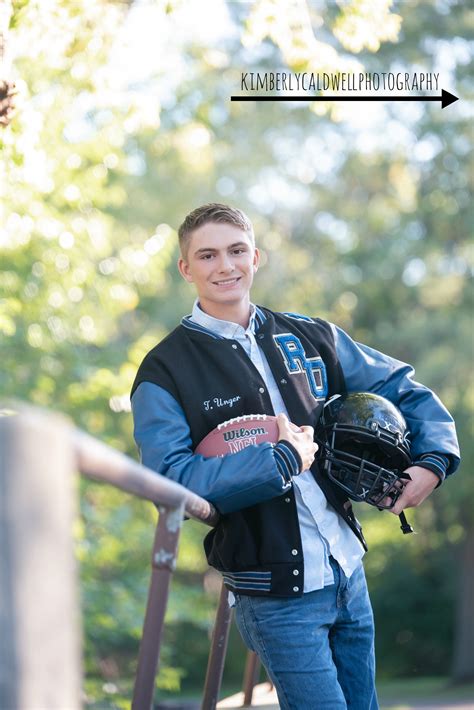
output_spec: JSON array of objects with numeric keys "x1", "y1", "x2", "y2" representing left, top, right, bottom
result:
[{"x1": 2, "y1": 0, "x2": 472, "y2": 701}]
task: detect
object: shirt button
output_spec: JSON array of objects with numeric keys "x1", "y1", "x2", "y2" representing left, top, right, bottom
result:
[
  {"x1": 285, "y1": 497, "x2": 291, "y2": 503},
  {"x1": 232, "y1": 344, "x2": 238, "y2": 349},
  {"x1": 293, "y1": 569, "x2": 299, "y2": 576},
  {"x1": 259, "y1": 387, "x2": 265, "y2": 393},
  {"x1": 280, "y1": 378, "x2": 287, "y2": 384},
  {"x1": 291, "y1": 549, "x2": 298, "y2": 556},
  {"x1": 293, "y1": 586, "x2": 299, "y2": 592},
  {"x1": 258, "y1": 333, "x2": 264, "y2": 340}
]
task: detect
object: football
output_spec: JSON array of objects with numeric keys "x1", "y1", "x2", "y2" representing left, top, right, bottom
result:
[{"x1": 195, "y1": 414, "x2": 279, "y2": 457}]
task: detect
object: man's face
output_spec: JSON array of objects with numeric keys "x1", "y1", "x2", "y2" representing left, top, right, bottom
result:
[{"x1": 178, "y1": 222, "x2": 260, "y2": 312}]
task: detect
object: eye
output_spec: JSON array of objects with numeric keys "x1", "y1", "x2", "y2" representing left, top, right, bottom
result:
[
  {"x1": 232, "y1": 248, "x2": 245, "y2": 255},
  {"x1": 200, "y1": 253, "x2": 214, "y2": 260}
]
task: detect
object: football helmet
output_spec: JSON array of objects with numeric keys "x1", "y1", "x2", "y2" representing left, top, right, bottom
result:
[{"x1": 316, "y1": 392, "x2": 412, "y2": 510}]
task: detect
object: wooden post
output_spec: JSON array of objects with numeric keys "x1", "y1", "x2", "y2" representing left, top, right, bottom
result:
[
  {"x1": 0, "y1": 405, "x2": 81, "y2": 709},
  {"x1": 132, "y1": 502, "x2": 185, "y2": 710},
  {"x1": 201, "y1": 582, "x2": 233, "y2": 710},
  {"x1": 242, "y1": 651, "x2": 261, "y2": 706}
]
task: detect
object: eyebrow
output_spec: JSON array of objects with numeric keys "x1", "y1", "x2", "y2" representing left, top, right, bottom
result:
[{"x1": 194, "y1": 241, "x2": 249, "y2": 255}]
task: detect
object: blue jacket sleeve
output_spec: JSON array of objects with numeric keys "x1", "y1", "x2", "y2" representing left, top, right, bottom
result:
[
  {"x1": 329, "y1": 323, "x2": 460, "y2": 477},
  {"x1": 131, "y1": 381, "x2": 292, "y2": 514}
]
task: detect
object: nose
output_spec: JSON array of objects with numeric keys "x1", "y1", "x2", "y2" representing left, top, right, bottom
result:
[{"x1": 216, "y1": 252, "x2": 234, "y2": 273}]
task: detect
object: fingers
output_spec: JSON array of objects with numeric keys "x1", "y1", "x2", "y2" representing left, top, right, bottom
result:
[
  {"x1": 298, "y1": 445, "x2": 317, "y2": 472},
  {"x1": 391, "y1": 496, "x2": 407, "y2": 516},
  {"x1": 389, "y1": 481, "x2": 412, "y2": 515},
  {"x1": 277, "y1": 418, "x2": 313, "y2": 445},
  {"x1": 289, "y1": 421, "x2": 303, "y2": 433},
  {"x1": 389, "y1": 470, "x2": 436, "y2": 515},
  {"x1": 380, "y1": 479, "x2": 405, "y2": 512},
  {"x1": 277, "y1": 413, "x2": 304, "y2": 436},
  {"x1": 276, "y1": 416, "x2": 318, "y2": 472},
  {"x1": 300, "y1": 426, "x2": 318, "y2": 466},
  {"x1": 276, "y1": 412, "x2": 291, "y2": 439}
]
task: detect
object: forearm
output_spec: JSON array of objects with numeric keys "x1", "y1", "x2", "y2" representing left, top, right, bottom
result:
[{"x1": 132, "y1": 381, "x2": 296, "y2": 513}]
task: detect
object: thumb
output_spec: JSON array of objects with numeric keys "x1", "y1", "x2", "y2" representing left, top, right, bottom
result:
[{"x1": 276, "y1": 412, "x2": 290, "y2": 439}]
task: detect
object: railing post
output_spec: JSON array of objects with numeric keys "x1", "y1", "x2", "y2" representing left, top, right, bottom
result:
[
  {"x1": 1, "y1": 403, "x2": 222, "y2": 709},
  {"x1": 242, "y1": 651, "x2": 261, "y2": 706},
  {"x1": 0, "y1": 406, "x2": 81, "y2": 709},
  {"x1": 132, "y1": 501, "x2": 186, "y2": 710},
  {"x1": 201, "y1": 581, "x2": 233, "y2": 710}
]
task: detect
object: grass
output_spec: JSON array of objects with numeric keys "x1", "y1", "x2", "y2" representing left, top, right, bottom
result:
[{"x1": 377, "y1": 677, "x2": 474, "y2": 707}]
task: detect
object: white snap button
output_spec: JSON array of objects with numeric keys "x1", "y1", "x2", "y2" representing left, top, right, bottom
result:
[
  {"x1": 259, "y1": 387, "x2": 265, "y2": 393},
  {"x1": 232, "y1": 344, "x2": 238, "y2": 349},
  {"x1": 280, "y1": 378, "x2": 287, "y2": 384},
  {"x1": 291, "y1": 549, "x2": 298, "y2": 556},
  {"x1": 285, "y1": 497, "x2": 291, "y2": 503},
  {"x1": 293, "y1": 586, "x2": 299, "y2": 592},
  {"x1": 293, "y1": 569, "x2": 299, "y2": 576}
]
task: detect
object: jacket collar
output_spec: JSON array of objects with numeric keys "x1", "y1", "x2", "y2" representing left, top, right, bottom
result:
[{"x1": 181, "y1": 300, "x2": 268, "y2": 339}]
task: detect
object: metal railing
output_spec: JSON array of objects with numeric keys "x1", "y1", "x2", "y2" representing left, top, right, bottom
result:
[{"x1": 0, "y1": 403, "x2": 261, "y2": 710}]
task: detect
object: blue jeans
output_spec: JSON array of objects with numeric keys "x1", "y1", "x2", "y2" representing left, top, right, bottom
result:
[{"x1": 234, "y1": 557, "x2": 378, "y2": 710}]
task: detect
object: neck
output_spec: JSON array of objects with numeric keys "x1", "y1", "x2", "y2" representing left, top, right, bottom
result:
[{"x1": 198, "y1": 297, "x2": 251, "y2": 328}]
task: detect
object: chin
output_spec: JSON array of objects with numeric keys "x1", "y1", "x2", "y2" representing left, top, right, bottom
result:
[
  {"x1": 211, "y1": 285, "x2": 248, "y2": 299},
  {"x1": 214, "y1": 293, "x2": 242, "y2": 304}
]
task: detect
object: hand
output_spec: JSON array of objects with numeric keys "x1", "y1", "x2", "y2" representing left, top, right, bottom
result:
[
  {"x1": 390, "y1": 465, "x2": 439, "y2": 516},
  {"x1": 276, "y1": 413, "x2": 318, "y2": 472}
]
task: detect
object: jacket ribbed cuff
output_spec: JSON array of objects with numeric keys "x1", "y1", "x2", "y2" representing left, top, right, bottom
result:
[
  {"x1": 273, "y1": 440, "x2": 303, "y2": 482},
  {"x1": 411, "y1": 453, "x2": 449, "y2": 487}
]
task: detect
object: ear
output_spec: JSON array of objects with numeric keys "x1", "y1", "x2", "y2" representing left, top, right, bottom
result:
[
  {"x1": 178, "y1": 256, "x2": 194, "y2": 283},
  {"x1": 253, "y1": 247, "x2": 260, "y2": 272}
]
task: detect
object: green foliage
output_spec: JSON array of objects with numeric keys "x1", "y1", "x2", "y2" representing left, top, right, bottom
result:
[
  {"x1": 359, "y1": 504, "x2": 459, "y2": 677},
  {"x1": 2, "y1": 0, "x2": 472, "y2": 701}
]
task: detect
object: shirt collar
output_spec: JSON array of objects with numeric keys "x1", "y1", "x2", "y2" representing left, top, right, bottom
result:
[{"x1": 191, "y1": 299, "x2": 257, "y2": 339}]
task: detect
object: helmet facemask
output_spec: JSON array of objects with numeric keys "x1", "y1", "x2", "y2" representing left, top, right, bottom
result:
[{"x1": 318, "y1": 418, "x2": 412, "y2": 509}]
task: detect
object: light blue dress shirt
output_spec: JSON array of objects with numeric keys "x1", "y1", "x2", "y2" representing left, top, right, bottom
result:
[{"x1": 190, "y1": 300, "x2": 365, "y2": 589}]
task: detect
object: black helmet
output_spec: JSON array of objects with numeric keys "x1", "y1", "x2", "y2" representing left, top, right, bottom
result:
[{"x1": 316, "y1": 392, "x2": 412, "y2": 510}]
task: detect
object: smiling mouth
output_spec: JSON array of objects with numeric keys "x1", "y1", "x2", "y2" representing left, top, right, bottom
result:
[{"x1": 213, "y1": 277, "x2": 242, "y2": 286}]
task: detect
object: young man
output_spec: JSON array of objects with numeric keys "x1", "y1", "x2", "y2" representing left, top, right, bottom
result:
[{"x1": 130, "y1": 204, "x2": 460, "y2": 710}]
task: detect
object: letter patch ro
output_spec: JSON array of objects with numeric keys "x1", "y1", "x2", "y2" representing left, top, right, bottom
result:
[{"x1": 273, "y1": 333, "x2": 328, "y2": 400}]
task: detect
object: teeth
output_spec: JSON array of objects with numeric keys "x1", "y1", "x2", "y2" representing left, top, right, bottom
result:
[{"x1": 216, "y1": 278, "x2": 238, "y2": 284}]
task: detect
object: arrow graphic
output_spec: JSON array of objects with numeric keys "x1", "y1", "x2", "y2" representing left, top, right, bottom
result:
[{"x1": 230, "y1": 88, "x2": 458, "y2": 109}]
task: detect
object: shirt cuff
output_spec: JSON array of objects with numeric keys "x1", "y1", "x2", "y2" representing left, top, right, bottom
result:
[
  {"x1": 272, "y1": 440, "x2": 303, "y2": 483},
  {"x1": 411, "y1": 453, "x2": 449, "y2": 486}
]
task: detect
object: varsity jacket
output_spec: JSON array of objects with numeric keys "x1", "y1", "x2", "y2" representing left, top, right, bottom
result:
[{"x1": 131, "y1": 307, "x2": 460, "y2": 597}]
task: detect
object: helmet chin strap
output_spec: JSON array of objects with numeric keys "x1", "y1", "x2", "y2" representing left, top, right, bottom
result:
[
  {"x1": 397, "y1": 471, "x2": 415, "y2": 534},
  {"x1": 399, "y1": 511, "x2": 415, "y2": 534}
]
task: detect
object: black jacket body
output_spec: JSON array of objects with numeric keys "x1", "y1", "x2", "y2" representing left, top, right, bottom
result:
[{"x1": 131, "y1": 307, "x2": 367, "y2": 597}]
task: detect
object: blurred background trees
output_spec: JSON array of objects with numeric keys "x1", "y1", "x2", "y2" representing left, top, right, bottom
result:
[{"x1": 1, "y1": 0, "x2": 472, "y2": 703}]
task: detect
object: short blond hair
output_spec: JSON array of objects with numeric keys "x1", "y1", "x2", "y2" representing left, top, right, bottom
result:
[{"x1": 178, "y1": 203, "x2": 254, "y2": 259}]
